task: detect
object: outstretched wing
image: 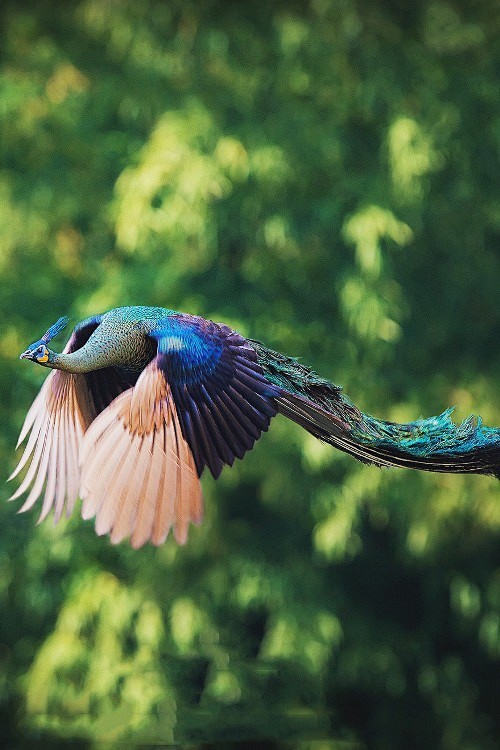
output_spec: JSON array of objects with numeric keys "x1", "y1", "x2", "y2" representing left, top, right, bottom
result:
[
  {"x1": 8, "y1": 317, "x2": 102, "y2": 523},
  {"x1": 78, "y1": 314, "x2": 281, "y2": 548},
  {"x1": 150, "y1": 315, "x2": 281, "y2": 478}
]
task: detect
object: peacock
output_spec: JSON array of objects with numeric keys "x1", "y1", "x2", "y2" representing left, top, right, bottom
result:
[{"x1": 9, "y1": 306, "x2": 500, "y2": 548}]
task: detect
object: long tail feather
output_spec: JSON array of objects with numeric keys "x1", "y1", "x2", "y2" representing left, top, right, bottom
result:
[{"x1": 251, "y1": 340, "x2": 500, "y2": 478}]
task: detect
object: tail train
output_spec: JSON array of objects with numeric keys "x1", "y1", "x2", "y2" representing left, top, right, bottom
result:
[{"x1": 251, "y1": 340, "x2": 500, "y2": 479}]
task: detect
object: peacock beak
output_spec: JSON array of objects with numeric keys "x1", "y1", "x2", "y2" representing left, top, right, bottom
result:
[{"x1": 19, "y1": 350, "x2": 34, "y2": 360}]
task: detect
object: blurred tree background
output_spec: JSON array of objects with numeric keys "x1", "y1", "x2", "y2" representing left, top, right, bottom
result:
[{"x1": 2, "y1": 0, "x2": 500, "y2": 747}]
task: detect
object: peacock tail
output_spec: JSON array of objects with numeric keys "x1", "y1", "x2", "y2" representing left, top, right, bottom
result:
[{"x1": 250, "y1": 340, "x2": 500, "y2": 478}]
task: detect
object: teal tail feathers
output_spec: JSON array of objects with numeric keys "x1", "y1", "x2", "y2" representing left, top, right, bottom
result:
[
  {"x1": 279, "y1": 393, "x2": 500, "y2": 478},
  {"x1": 251, "y1": 340, "x2": 500, "y2": 479},
  {"x1": 356, "y1": 408, "x2": 500, "y2": 466}
]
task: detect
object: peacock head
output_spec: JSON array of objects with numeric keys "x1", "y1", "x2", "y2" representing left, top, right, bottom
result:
[{"x1": 19, "y1": 316, "x2": 68, "y2": 367}]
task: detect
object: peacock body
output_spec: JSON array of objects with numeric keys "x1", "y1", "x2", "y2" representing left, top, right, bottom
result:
[{"x1": 9, "y1": 306, "x2": 500, "y2": 548}]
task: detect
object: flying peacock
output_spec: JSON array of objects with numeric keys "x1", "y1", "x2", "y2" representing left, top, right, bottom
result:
[{"x1": 9, "y1": 306, "x2": 500, "y2": 548}]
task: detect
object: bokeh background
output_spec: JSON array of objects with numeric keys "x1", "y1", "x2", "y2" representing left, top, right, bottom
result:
[{"x1": 2, "y1": 1, "x2": 500, "y2": 748}]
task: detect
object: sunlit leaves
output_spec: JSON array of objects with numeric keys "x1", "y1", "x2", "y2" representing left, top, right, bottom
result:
[
  {"x1": 114, "y1": 105, "x2": 224, "y2": 264},
  {"x1": 170, "y1": 597, "x2": 206, "y2": 654},
  {"x1": 388, "y1": 117, "x2": 443, "y2": 203},
  {"x1": 343, "y1": 205, "x2": 413, "y2": 278},
  {"x1": 25, "y1": 571, "x2": 172, "y2": 742},
  {"x1": 313, "y1": 466, "x2": 381, "y2": 561},
  {"x1": 261, "y1": 609, "x2": 343, "y2": 673},
  {"x1": 339, "y1": 206, "x2": 411, "y2": 345}
]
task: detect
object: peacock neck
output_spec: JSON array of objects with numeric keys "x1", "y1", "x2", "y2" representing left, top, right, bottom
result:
[
  {"x1": 46, "y1": 318, "x2": 156, "y2": 374},
  {"x1": 50, "y1": 350, "x2": 103, "y2": 373},
  {"x1": 48, "y1": 343, "x2": 120, "y2": 374}
]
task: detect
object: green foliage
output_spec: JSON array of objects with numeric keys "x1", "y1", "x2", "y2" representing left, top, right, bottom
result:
[
  {"x1": 2, "y1": 1, "x2": 500, "y2": 747},
  {"x1": 25, "y1": 570, "x2": 172, "y2": 743}
]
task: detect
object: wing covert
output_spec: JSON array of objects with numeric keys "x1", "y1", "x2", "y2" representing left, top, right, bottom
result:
[{"x1": 149, "y1": 315, "x2": 281, "y2": 478}]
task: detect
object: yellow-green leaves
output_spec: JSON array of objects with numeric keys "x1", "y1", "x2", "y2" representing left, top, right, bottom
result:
[
  {"x1": 340, "y1": 206, "x2": 412, "y2": 343},
  {"x1": 388, "y1": 117, "x2": 443, "y2": 203},
  {"x1": 25, "y1": 571, "x2": 172, "y2": 743},
  {"x1": 115, "y1": 106, "x2": 224, "y2": 266}
]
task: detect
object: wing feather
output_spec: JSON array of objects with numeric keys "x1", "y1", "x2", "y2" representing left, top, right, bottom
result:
[
  {"x1": 80, "y1": 413, "x2": 128, "y2": 521},
  {"x1": 9, "y1": 391, "x2": 51, "y2": 482},
  {"x1": 110, "y1": 432, "x2": 155, "y2": 544},
  {"x1": 9, "y1": 370, "x2": 96, "y2": 521},
  {"x1": 19, "y1": 429, "x2": 52, "y2": 513},
  {"x1": 149, "y1": 425, "x2": 170, "y2": 547},
  {"x1": 38, "y1": 388, "x2": 64, "y2": 524},
  {"x1": 129, "y1": 439, "x2": 156, "y2": 548},
  {"x1": 42, "y1": 419, "x2": 59, "y2": 519},
  {"x1": 153, "y1": 421, "x2": 178, "y2": 545},
  {"x1": 64, "y1": 380, "x2": 81, "y2": 513},
  {"x1": 94, "y1": 431, "x2": 136, "y2": 537},
  {"x1": 53, "y1": 389, "x2": 68, "y2": 522}
]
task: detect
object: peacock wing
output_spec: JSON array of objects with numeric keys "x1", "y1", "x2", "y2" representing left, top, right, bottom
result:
[
  {"x1": 8, "y1": 369, "x2": 96, "y2": 523},
  {"x1": 79, "y1": 360, "x2": 203, "y2": 549},
  {"x1": 148, "y1": 314, "x2": 281, "y2": 479},
  {"x1": 8, "y1": 317, "x2": 106, "y2": 523}
]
